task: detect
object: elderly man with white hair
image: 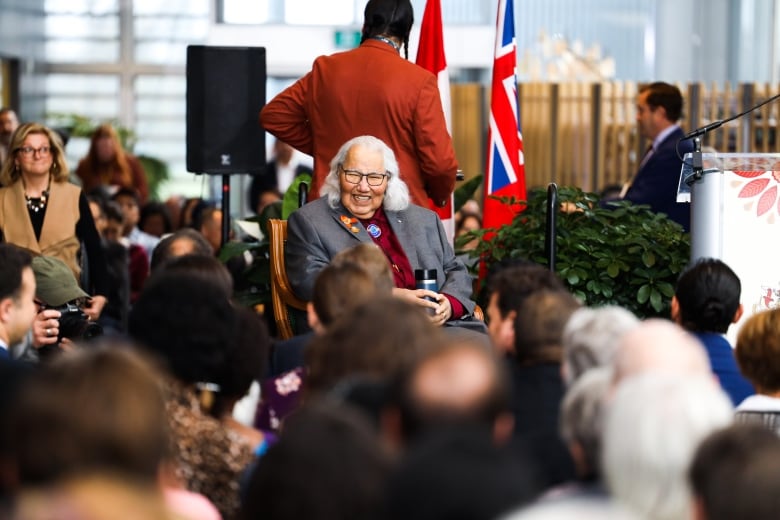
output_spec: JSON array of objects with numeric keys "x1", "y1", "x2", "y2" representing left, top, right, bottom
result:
[
  {"x1": 561, "y1": 305, "x2": 639, "y2": 385},
  {"x1": 612, "y1": 318, "x2": 713, "y2": 385},
  {"x1": 603, "y1": 373, "x2": 733, "y2": 520},
  {"x1": 285, "y1": 135, "x2": 476, "y2": 326}
]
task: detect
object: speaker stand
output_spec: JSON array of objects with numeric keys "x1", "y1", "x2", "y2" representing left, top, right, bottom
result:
[{"x1": 221, "y1": 174, "x2": 231, "y2": 248}]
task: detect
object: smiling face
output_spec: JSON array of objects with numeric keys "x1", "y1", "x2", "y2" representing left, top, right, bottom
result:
[
  {"x1": 339, "y1": 144, "x2": 388, "y2": 219},
  {"x1": 16, "y1": 132, "x2": 53, "y2": 179}
]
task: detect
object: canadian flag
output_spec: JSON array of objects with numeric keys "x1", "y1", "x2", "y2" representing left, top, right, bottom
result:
[{"x1": 416, "y1": 0, "x2": 455, "y2": 244}]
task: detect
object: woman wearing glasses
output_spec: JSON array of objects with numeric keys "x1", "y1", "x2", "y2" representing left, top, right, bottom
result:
[
  {"x1": 0, "y1": 122, "x2": 108, "y2": 323},
  {"x1": 286, "y1": 135, "x2": 475, "y2": 327}
]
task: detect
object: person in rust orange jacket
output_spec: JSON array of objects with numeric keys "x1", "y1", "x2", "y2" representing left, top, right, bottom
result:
[{"x1": 260, "y1": 0, "x2": 457, "y2": 209}]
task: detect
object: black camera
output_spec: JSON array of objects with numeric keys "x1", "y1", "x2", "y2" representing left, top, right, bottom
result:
[{"x1": 49, "y1": 303, "x2": 103, "y2": 343}]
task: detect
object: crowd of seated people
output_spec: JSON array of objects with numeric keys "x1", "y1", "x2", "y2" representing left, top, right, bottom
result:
[{"x1": 3, "y1": 108, "x2": 780, "y2": 520}]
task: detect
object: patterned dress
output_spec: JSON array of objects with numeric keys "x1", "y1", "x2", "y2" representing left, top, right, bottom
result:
[{"x1": 164, "y1": 380, "x2": 254, "y2": 520}]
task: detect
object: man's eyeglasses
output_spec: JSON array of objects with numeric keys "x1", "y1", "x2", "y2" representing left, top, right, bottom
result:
[
  {"x1": 17, "y1": 146, "x2": 51, "y2": 157},
  {"x1": 340, "y1": 165, "x2": 389, "y2": 187}
]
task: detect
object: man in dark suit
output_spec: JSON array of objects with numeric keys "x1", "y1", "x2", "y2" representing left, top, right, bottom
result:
[
  {"x1": 623, "y1": 82, "x2": 693, "y2": 231},
  {"x1": 248, "y1": 139, "x2": 312, "y2": 214},
  {"x1": 0, "y1": 244, "x2": 37, "y2": 359}
]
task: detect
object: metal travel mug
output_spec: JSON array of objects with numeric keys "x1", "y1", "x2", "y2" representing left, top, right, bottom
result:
[{"x1": 415, "y1": 269, "x2": 438, "y2": 314}]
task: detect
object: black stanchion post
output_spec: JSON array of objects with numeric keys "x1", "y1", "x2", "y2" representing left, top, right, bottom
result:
[{"x1": 545, "y1": 183, "x2": 558, "y2": 272}]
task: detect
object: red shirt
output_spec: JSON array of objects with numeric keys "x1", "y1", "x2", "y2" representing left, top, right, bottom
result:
[{"x1": 359, "y1": 208, "x2": 465, "y2": 319}]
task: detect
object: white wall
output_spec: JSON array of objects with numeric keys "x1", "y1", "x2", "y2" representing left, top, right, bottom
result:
[{"x1": 208, "y1": 23, "x2": 496, "y2": 78}]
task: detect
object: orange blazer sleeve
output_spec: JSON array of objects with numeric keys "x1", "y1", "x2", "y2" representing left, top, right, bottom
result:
[
  {"x1": 413, "y1": 75, "x2": 458, "y2": 205},
  {"x1": 259, "y1": 73, "x2": 314, "y2": 156}
]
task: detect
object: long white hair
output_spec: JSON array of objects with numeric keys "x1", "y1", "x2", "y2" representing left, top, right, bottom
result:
[{"x1": 320, "y1": 135, "x2": 410, "y2": 212}]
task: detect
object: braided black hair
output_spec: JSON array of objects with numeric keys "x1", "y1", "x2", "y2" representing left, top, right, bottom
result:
[{"x1": 360, "y1": 0, "x2": 414, "y2": 59}]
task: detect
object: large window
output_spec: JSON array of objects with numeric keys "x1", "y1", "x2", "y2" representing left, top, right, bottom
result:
[
  {"x1": 41, "y1": 0, "x2": 209, "y2": 198},
  {"x1": 218, "y1": 0, "x2": 494, "y2": 25}
]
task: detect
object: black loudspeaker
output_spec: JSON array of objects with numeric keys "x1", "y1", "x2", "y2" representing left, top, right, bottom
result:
[{"x1": 186, "y1": 45, "x2": 266, "y2": 174}]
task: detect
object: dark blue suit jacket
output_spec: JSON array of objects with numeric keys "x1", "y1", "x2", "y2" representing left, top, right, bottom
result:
[
  {"x1": 624, "y1": 127, "x2": 693, "y2": 231},
  {"x1": 694, "y1": 332, "x2": 754, "y2": 406}
]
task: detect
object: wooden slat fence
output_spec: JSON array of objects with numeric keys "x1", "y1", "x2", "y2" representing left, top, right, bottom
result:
[{"x1": 451, "y1": 81, "x2": 780, "y2": 199}]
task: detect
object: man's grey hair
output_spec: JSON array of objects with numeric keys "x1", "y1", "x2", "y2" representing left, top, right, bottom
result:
[
  {"x1": 562, "y1": 306, "x2": 640, "y2": 385},
  {"x1": 320, "y1": 135, "x2": 410, "y2": 212},
  {"x1": 603, "y1": 373, "x2": 733, "y2": 520},
  {"x1": 559, "y1": 366, "x2": 612, "y2": 479}
]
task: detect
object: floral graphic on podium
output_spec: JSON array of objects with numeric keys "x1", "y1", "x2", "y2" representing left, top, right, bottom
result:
[
  {"x1": 754, "y1": 284, "x2": 780, "y2": 313},
  {"x1": 734, "y1": 165, "x2": 780, "y2": 219}
]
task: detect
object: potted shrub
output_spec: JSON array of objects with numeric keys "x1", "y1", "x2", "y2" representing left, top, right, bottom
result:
[{"x1": 462, "y1": 186, "x2": 691, "y2": 319}]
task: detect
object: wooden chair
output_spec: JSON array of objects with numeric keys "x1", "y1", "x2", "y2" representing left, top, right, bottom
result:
[
  {"x1": 268, "y1": 218, "x2": 484, "y2": 337},
  {"x1": 267, "y1": 218, "x2": 308, "y2": 340}
]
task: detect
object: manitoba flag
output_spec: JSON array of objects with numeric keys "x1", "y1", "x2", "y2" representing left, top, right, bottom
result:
[
  {"x1": 483, "y1": 0, "x2": 526, "y2": 231},
  {"x1": 416, "y1": 0, "x2": 455, "y2": 243}
]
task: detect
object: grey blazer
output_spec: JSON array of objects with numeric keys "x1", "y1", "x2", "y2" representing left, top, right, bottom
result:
[{"x1": 286, "y1": 197, "x2": 476, "y2": 316}]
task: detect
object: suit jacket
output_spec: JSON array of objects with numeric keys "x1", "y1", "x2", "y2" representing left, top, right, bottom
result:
[
  {"x1": 260, "y1": 39, "x2": 457, "y2": 208},
  {"x1": 624, "y1": 126, "x2": 693, "y2": 231},
  {"x1": 508, "y1": 361, "x2": 577, "y2": 487},
  {"x1": 694, "y1": 332, "x2": 754, "y2": 406},
  {"x1": 248, "y1": 160, "x2": 311, "y2": 210},
  {"x1": 286, "y1": 197, "x2": 476, "y2": 316}
]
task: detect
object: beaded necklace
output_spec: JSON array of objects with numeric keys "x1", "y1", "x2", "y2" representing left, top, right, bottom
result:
[
  {"x1": 371, "y1": 35, "x2": 400, "y2": 51},
  {"x1": 23, "y1": 176, "x2": 51, "y2": 213}
]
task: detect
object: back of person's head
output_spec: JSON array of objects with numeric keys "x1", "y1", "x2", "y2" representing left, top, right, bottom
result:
[
  {"x1": 391, "y1": 339, "x2": 512, "y2": 444},
  {"x1": 10, "y1": 346, "x2": 168, "y2": 486},
  {"x1": 603, "y1": 373, "x2": 733, "y2": 520},
  {"x1": 242, "y1": 398, "x2": 392, "y2": 520},
  {"x1": 331, "y1": 242, "x2": 394, "y2": 291},
  {"x1": 150, "y1": 228, "x2": 214, "y2": 271},
  {"x1": 128, "y1": 271, "x2": 236, "y2": 388},
  {"x1": 690, "y1": 423, "x2": 780, "y2": 520},
  {"x1": 487, "y1": 262, "x2": 566, "y2": 319},
  {"x1": 150, "y1": 253, "x2": 233, "y2": 299},
  {"x1": 735, "y1": 308, "x2": 780, "y2": 393},
  {"x1": 305, "y1": 297, "x2": 441, "y2": 396},
  {"x1": 562, "y1": 305, "x2": 639, "y2": 385},
  {"x1": 0, "y1": 243, "x2": 31, "y2": 302},
  {"x1": 311, "y1": 259, "x2": 392, "y2": 327},
  {"x1": 361, "y1": 0, "x2": 414, "y2": 58},
  {"x1": 513, "y1": 290, "x2": 581, "y2": 365},
  {"x1": 640, "y1": 81, "x2": 683, "y2": 122},
  {"x1": 191, "y1": 203, "x2": 218, "y2": 232},
  {"x1": 385, "y1": 426, "x2": 540, "y2": 520},
  {"x1": 613, "y1": 318, "x2": 712, "y2": 385},
  {"x1": 212, "y1": 307, "x2": 270, "y2": 417},
  {"x1": 484, "y1": 262, "x2": 567, "y2": 353},
  {"x1": 559, "y1": 366, "x2": 611, "y2": 481},
  {"x1": 674, "y1": 258, "x2": 741, "y2": 334}
]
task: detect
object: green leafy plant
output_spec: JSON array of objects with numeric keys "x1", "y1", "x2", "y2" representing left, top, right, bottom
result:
[
  {"x1": 217, "y1": 202, "x2": 280, "y2": 308},
  {"x1": 454, "y1": 174, "x2": 483, "y2": 212},
  {"x1": 463, "y1": 186, "x2": 691, "y2": 318}
]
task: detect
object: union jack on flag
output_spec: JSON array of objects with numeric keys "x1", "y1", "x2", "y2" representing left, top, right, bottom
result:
[{"x1": 483, "y1": 0, "x2": 526, "y2": 231}]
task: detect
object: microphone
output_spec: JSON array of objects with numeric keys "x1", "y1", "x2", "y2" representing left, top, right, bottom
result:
[
  {"x1": 684, "y1": 120, "x2": 725, "y2": 139},
  {"x1": 683, "y1": 91, "x2": 780, "y2": 140},
  {"x1": 681, "y1": 91, "x2": 780, "y2": 182}
]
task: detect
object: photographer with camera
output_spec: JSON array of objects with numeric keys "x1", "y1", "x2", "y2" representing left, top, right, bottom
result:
[{"x1": 15, "y1": 256, "x2": 102, "y2": 361}]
